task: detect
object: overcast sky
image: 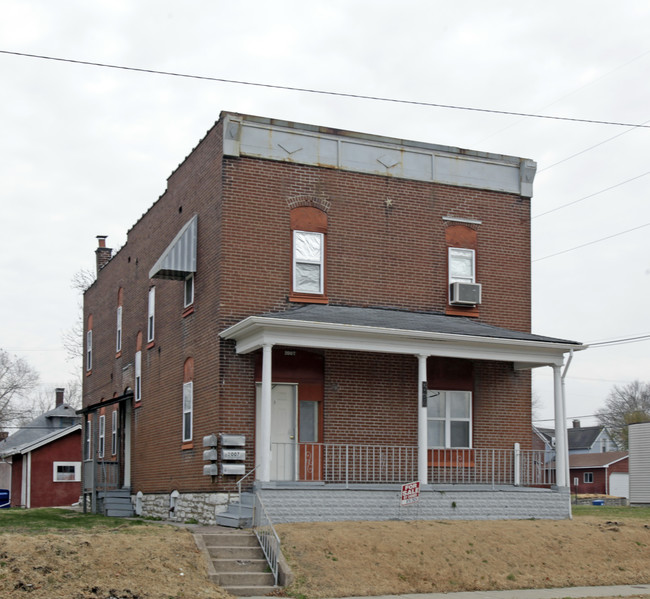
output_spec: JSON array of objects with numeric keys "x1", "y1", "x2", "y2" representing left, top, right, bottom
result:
[{"x1": 1, "y1": 1, "x2": 649, "y2": 426}]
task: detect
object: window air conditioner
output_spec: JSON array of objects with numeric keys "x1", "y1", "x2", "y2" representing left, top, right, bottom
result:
[{"x1": 449, "y1": 282, "x2": 482, "y2": 306}]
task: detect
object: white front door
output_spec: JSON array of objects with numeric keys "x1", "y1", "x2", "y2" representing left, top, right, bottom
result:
[{"x1": 256, "y1": 383, "x2": 297, "y2": 481}]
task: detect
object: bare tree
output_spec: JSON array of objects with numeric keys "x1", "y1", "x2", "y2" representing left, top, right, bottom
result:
[
  {"x1": 0, "y1": 349, "x2": 40, "y2": 431},
  {"x1": 596, "y1": 380, "x2": 650, "y2": 449},
  {"x1": 62, "y1": 268, "x2": 96, "y2": 365}
]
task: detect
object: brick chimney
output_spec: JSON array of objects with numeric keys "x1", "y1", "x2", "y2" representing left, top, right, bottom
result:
[
  {"x1": 572, "y1": 419, "x2": 581, "y2": 428},
  {"x1": 95, "y1": 236, "x2": 112, "y2": 273},
  {"x1": 55, "y1": 387, "x2": 65, "y2": 407}
]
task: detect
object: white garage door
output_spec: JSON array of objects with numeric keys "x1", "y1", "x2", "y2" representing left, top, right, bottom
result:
[{"x1": 609, "y1": 472, "x2": 629, "y2": 498}]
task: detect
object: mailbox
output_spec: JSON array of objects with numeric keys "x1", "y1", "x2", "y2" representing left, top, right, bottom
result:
[
  {"x1": 220, "y1": 433, "x2": 246, "y2": 476},
  {"x1": 203, "y1": 434, "x2": 219, "y2": 478}
]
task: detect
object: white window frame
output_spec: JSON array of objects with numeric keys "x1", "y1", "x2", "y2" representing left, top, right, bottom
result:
[
  {"x1": 53, "y1": 461, "x2": 81, "y2": 482},
  {"x1": 85, "y1": 419, "x2": 92, "y2": 461},
  {"x1": 86, "y1": 329, "x2": 93, "y2": 371},
  {"x1": 448, "y1": 248, "x2": 476, "y2": 284},
  {"x1": 426, "y1": 390, "x2": 472, "y2": 449},
  {"x1": 116, "y1": 305, "x2": 123, "y2": 353},
  {"x1": 184, "y1": 273, "x2": 194, "y2": 308},
  {"x1": 293, "y1": 230, "x2": 324, "y2": 294},
  {"x1": 111, "y1": 410, "x2": 118, "y2": 455},
  {"x1": 584, "y1": 472, "x2": 594, "y2": 484},
  {"x1": 182, "y1": 381, "x2": 193, "y2": 442},
  {"x1": 147, "y1": 287, "x2": 155, "y2": 343},
  {"x1": 98, "y1": 414, "x2": 105, "y2": 458},
  {"x1": 135, "y1": 350, "x2": 142, "y2": 403}
]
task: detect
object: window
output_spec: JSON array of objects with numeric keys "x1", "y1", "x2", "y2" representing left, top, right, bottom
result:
[
  {"x1": 184, "y1": 273, "x2": 194, "y2": 308},
  {"x1": 111, "y1": 410, "x2": 118, "y2": 455},
  {"x1": 98, "y1": 414, "x2": 105, "y2": 458},
  {"x1": 53, "y1": 462, "x2": 81, "y2": 482},
  {"x1": 449, "y1": 248, "x2": 476, "y2": 284},
  {"x1": 116, "y1": 305, "x2": 123, "y2": 353},
  {"x1": 85, "y1": 419, "x2": 92, "y2": 461},
  {"x1": 584, "y1": 472, "x2": 594, "y2": 484},
  {"x1": 147, "y1": 287, "x2": 155, "y2": 343},
  {"x1": 293, "y1": 231, "x2": 324, "y2": 294},
  {"x1": 182, "y1": 381, "x2": 193, "y2": 442},
  {"x1": 86, "y1": 329, "x2": 93, "y2": 372},
  {"x1": 427, "y1": 390, "x2": 472, "y2": 448},
  {"x1": 135, "y1": 351, "x2": 142, "y2": 403},
  {"x1": 289, "y1": 205, "x2": 327, "y2": 301}
]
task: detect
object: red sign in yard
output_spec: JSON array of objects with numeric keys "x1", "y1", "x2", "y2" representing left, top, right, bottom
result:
[{"x1": 401, "y1": 481, "x2": 420, "y2": 505}]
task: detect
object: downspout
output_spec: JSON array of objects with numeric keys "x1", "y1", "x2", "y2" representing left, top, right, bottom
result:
[{"x1": 561, "y1": 349, "x2": 574, "y2": 488}]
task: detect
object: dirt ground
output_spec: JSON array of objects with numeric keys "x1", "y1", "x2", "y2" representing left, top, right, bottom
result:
[
  {"x1": 0, "y1": 525, "x2": 231, "y2": 599},
  {"x1": 2, "y1": 517, "x2": 650, "y2": 599},
  {"x1": 277, "y1": 516, "x2": 650, "y2": 598}
]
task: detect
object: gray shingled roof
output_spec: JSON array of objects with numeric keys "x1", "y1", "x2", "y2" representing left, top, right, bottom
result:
[
  {"x1": 261, "y1": 304, "x2": 581, "y2": 345},
  {"x1": 0, "y1": 404, "x2": 81, "y2": 457}
]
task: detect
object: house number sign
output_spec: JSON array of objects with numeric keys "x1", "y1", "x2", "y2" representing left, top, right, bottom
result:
[{"x1": 222, "y1": 449, "x2": 246, "y2": 461}]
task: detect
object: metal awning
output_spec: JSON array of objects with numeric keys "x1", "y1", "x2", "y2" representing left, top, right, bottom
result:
[
  {"x1": 149, "y1": 215, "x2": 197, "y2": 280},
  {"x1": 220, "y1": 304, "x2": 586, "y2": 368}
]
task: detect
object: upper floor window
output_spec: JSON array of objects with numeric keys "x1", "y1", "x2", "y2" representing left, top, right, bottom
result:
[
  {"x1": 184, "y1": 273, "x2": 194, "y2": 308},
  {"x1": 116, "y1": 288, "x2": 123, "y2": 354},
  {"x1": 449, "y1": 248, "x2": 476, "y2": 284},
  {"x1": 289, "y1": 206, "x2": 328, "y2": 302},
  {"x1": 427, "y1": 390, "x2": 472, "y2": 449},
  {"x1": 147, "y1": 287, "x2": 155, "y2": 343},
  {"x1": 86, "y1": 314, "x2": 93, "y2": 373},
  {"x1": 293, "y1": 231, "x2": 324, "y2": 294}
]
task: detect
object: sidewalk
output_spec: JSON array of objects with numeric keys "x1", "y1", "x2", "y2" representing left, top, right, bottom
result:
[{"x1": 250, "y1": 584, "x2": 650, "y2": 599}]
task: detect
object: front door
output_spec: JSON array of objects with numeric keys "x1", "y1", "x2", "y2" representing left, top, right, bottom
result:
[{"x1": 256, "y1": 383, "x2": 323, "y2": 481}]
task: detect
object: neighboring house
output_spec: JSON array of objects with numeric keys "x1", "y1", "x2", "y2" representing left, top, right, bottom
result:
[
  {"x1": 534, "y1": 419, "x2": 619, "y2": 464},
  {"x1": 81, "y1": 111, "x2": 585, "y2": 524},
  {"x1": 567, "y1": 452, "x2": 629, "y2": 497},
  {"x1": 629, "y1": 421, "x2": 650, "y2": 505},
  {"x1": 0, "y1": 389, "x2": 81, "y2": 508}
]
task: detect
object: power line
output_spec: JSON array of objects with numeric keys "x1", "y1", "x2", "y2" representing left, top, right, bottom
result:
[
  {"x1": 588, "y1": 333, "x2": 650, "y2": 348},
  {"x1": 532, "y1": 170, "x2": 650, "y2": 219},
  {"x1": 532, "y1": 221, "x2": 650, "y2": 262},
  {"x1": 3, "y1": 49, "x2": 650, "y2": 130}
]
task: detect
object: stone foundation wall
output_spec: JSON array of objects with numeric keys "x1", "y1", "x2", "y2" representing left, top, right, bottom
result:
[
  {"x1": 258, "y1": 486, "x2": 571, "y2": 522},
  {"x1": 135, "y1": 491, "x2": 233, "y2": 525}
]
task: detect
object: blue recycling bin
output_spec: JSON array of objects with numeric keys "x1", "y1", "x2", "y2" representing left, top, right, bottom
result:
[
  {"x1": 0, "y1": 489, "x2": 9, "y2": 509},
  {"x1": 592, "y1": 499, "x2": 604, "y2": 506}
]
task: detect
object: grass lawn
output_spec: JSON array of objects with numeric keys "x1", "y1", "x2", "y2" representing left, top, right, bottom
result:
[
  {"x1": 572, "y1": 504, "x2": 650, "y2": 519},
  {"x1": 0, "y1": 506, "x2": 148, "y2": 531}
]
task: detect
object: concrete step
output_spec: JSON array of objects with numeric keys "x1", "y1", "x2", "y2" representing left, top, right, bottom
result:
[
  {"x1": 220, "y1": 584, "x2": 277, "y2": 596},
  {"x1": 207, "y1": 545, "x2": 265, "y2": 559},
  {"x1": 212, "y1": 558, "x2": 268, "y2": 573},
  {"x1": 216, "y1": 571, "x2": 275, "y2": 587},
  {"x1": 203, "y1": 532, "x2": 259, "y2": 547},
  {"x1": 106, "y1": 508, "x2": 135, "y2": 517}
]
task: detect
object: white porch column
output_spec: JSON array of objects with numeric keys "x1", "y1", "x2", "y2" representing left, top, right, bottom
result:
[
  {"x1": 259, "y1": 344, "x2": 273, "y2": 482},
  {"x1": 552, "y1": 364, "x2": 568, "y2": 489},
  {"x1": 417, "y1": 354, "x2": 428, "y2": 485}
]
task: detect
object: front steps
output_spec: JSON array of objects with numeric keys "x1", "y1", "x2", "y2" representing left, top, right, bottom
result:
[
  {"x1": 197, "y1": 527, "x2": 277, "y2": 596},
  {"x1": 216, "y1": 492, "x2": 254, "y2": 528},
  {"x1": 98, "y1": 489, "x2": 134, "y2": 517}
]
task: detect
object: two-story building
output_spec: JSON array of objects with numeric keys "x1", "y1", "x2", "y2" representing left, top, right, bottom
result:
[{"x1": 81, "y1": 112, "x2": 584, "y2": 524}]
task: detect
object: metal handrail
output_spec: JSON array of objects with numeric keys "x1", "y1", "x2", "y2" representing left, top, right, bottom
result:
[
  {"x1": 252, "y1": 492, "x2": 281, "y2": 586},
  {"x1": 236, "y1": 464, "x2": 259, "y2": 520}
]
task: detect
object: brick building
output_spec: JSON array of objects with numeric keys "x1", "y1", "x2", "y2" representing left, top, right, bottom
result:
[{"x1": 81, "y1": 112, "x2": 584, "y2": 523}]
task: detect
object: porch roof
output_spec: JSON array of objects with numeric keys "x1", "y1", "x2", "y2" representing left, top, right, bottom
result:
[{"x1": 220, "y1": 305, "x2": 585, "y2": 367}]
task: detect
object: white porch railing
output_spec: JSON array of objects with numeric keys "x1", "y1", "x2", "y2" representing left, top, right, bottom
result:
[
  {"x1": 270, "y1": 443, "x2": 553, "y2": 487},
  {"x1": 252, "y1": 492, "x2": 281, "y2": 586}
]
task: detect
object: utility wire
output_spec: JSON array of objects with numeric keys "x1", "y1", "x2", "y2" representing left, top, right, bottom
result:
[
  {"x1": 532, "y1": 221, "x2": 650, "y2": 262},
  {"x1": 532, "y1": 170, "x2": 650, "y2": 219},
  {"x1": 588, "y1": 333, "x2": 650, "y2": 348},
  {"x1": 2, "y1": 49, "x2": 650, "y2": 130}
]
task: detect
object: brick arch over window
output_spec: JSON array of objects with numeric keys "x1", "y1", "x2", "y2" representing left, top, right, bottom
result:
[
  {"x1": 286, "y1": 195, "x2": 331, "y2": 213},
  {"x1": 289, "y1": 206, "x2": 328, "y2": 303}
]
